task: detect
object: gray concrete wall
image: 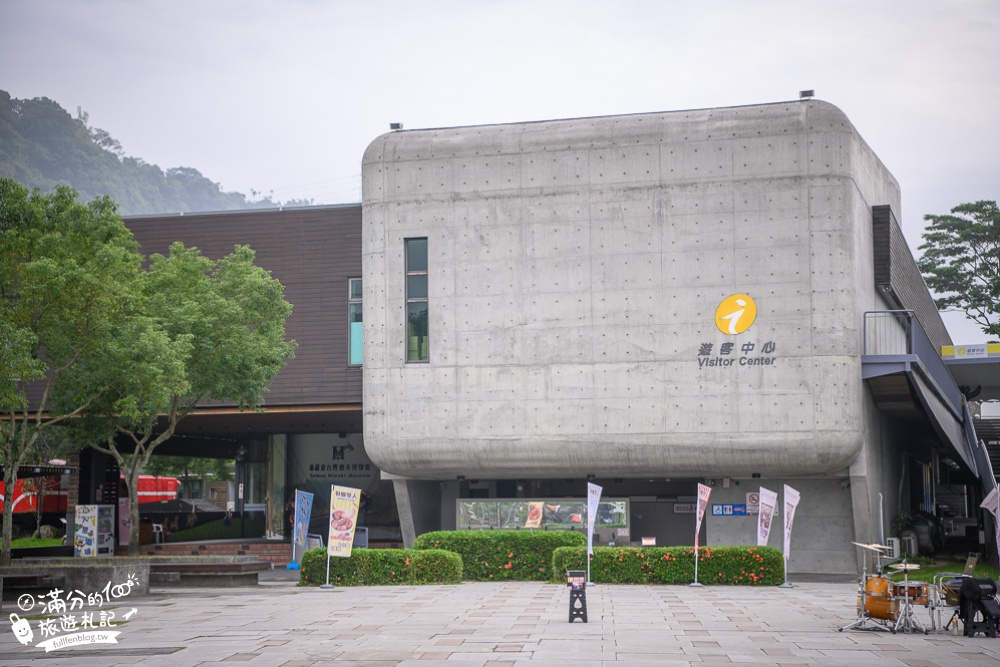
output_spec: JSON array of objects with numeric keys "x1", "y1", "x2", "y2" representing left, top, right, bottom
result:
[
  {"x1": 362, "y1": 101, "x2": 901, "y2": 485},
  {"x1": 705, "y1": 478, "x2": 855, "y2": 575}
]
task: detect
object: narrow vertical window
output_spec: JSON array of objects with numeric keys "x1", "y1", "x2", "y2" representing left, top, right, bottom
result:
[
  {"x1": 348, "y1": 278, "x2": 363, "y2": 366},
  {"x1": 405, "y1": 238, "x2": 429, "y2": 362}
]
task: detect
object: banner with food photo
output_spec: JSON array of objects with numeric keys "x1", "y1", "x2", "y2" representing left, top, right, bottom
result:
[
  {"x1": 695, "y1": 483, "x2": 711, "y2": 548},
  {"x1": 586, "y1": 482, "x2": 602, "y2": 555},
  {"x1": 757, "y1": 486, "x2": 778, "y2": 547},
  {"x1": 327, "y1": 485, "x2": 361, "y2": 558},
  {"x1": 782, "y1": 484, "x2": 800, "y2": 556},
  {"x1": 524, "y1": 501, "x2": 544, "y2": 528}
]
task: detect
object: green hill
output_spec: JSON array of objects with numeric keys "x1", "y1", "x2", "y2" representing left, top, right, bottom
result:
[{"x1": 0, "y1": 90, "x2": 307, "y2": 215}]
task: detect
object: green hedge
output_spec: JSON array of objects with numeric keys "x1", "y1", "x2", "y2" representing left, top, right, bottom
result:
[
  {"x1": 413, "y1": 530, "x2": 586, "y2": 581},
  {"x1": 299, "y1": 547, "x2": 462, "y2": 586},
  {"x1": 552, "y1": 545, "x2": 785, "y2": 585}
]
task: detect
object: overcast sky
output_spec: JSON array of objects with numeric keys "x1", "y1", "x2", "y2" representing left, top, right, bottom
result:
[{"x1": 2, "y1": 0, "x2": 998, "y2": 342}]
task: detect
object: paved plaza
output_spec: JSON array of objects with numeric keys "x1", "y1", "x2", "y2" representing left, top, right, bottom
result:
[{"x1": 3, "y1": 575, "x2": 1000, "y2": 666}]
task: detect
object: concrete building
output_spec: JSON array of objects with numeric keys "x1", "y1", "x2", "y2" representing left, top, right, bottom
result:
[
  {"x1": 361, "y1": 100, "x2": 996, "y2": 574},
  {"x1": 59, "y1": 99, "x2": 995, "y2": 575}
]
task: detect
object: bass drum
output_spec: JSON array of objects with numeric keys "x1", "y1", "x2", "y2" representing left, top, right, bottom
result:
[{"x1": 858, "y1": 595, "x2": 899, "y2": 621}]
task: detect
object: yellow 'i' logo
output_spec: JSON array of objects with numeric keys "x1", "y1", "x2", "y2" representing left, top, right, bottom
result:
[{"x1": 715, "y1": 294, "x2": 757, "y2": 335}]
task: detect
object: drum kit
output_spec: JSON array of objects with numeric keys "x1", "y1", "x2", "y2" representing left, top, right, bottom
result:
[{"x1": 840, "y1": 542, "x2": 928, "y2": 634}]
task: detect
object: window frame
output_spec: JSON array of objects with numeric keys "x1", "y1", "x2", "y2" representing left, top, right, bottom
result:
[
  {"x1": 348, "y1": 277, "x2": 363, "y2": 367},
  {"x1": 405, "y1": 238, "x2": 429, "y2": 363}
]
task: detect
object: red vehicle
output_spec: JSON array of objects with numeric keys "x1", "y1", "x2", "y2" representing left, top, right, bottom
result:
[
  {"x1": 0, "y1": 474, "x2": 179, "y2": 525},
  {"x1": 131, "y1": 475, "x2": 181, "y2": 503},
  {"x1": 0, "y1": 476, "x2": 67, "y2": 516}
]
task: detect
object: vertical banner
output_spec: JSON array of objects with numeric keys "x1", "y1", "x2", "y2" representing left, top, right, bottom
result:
[
  {"x1": 293, "y1": 490, "x2": 314, "y2": 548},
  {"x1": 524, "y1": 501, "x2": 544, "y2": 528},
  {"x1": 757, "y1": 486, "x2": 778, "y2": 547},
  {"x1": 981, "y1": 487, "x2": 1000, "y2": 559},
  {"x1": 327, "y1": 485, "x2": 361, "y2": 558},
  {"x1": 586, "y1": 482, "x2": 603, "y2": 555},
  {"x1": 695, "y1": 483, "x2": 712, "y2": 548},
  {"x1": 783, "y1": 485, "x2": 800, "y2": 556}
]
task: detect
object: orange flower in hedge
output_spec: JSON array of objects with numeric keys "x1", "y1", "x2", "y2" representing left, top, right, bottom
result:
[
  {"x1": 504, "y1": 562, "x2": 512, "y2": 569},
  {"x1": 405, "y1": 557, "x2": 410, "y2": 566},
  {"x1": 508, "y1": 552, "x2": 514, "y2": 558}
]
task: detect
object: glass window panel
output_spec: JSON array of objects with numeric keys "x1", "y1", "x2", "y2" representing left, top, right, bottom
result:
[
  {"x1": 406, "y1": 274, "x2": 427, "y2": 299},
  {"x1": 348, "y1": 280, "x2": 363, "y2": 366},
  {"x1": 349, "y1": 321, "x2": 363, "y2": 365},
  {"x1": 455, "y1": 499, "x2": 629, "y2": 530},
  {"x1": 407, "y1": 302, "x2": 429, "y2": 362},
  {"x1": 406, "y1": 238, "x2": 428, "y2": 272}
]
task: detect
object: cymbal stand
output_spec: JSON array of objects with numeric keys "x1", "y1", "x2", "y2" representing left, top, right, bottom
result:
[
  {"x1": 840, "y1": 550, "x2": 891, "y2": 633},
  {"x1": 892, "y1": 563, "x2": 927, "y2": 634}
]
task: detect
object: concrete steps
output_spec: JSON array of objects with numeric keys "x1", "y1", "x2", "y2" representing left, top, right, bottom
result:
[{"x1": 118, "y1": 540, "x2": 294, "y2": 566}]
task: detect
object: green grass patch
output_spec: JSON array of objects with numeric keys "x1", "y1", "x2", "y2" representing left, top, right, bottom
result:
[
  {"x1": 12, "y1": 537, "x2": 63, "y2": 549},
  {"x1": 165, "y1": 517, "x2": 264, "y2": 542},
  {"x1": 886, "y1": 560, "x2": 999, "y2": 583}
]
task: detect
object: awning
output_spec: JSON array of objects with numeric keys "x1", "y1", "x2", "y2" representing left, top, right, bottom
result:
[
  {"x1": 0, "y1": 465, "x2": 75, "y2": 480},
  {"x1": 910, "y1": 371, "x2": 977, "y2": 474}
]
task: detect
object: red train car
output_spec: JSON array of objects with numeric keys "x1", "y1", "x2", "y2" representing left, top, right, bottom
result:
[{"x1": 0, "y1": 474, "x2": 179, "y2": 517}]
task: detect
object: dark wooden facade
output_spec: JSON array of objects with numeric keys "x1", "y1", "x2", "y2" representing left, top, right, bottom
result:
[
  {"x1": 872, "y1": 204, "x2": 951, "y2": 350},
  {"x1": 124, "y1": 205, "x2": 363, "y2": 440}
]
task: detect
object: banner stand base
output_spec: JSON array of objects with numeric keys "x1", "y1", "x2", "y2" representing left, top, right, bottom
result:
[
  {"x1": 688, "y1": 582, "x2": 703, "y2": 587},
  {"x1": 320, "y1": 584, "x2": 335, "y2": 589},
  {"x1": 779, "y1": 582, "x2": 793, "y2": 588},
  {"x1": 286, "y1": 563, "x2": 300, "y2": 570}
]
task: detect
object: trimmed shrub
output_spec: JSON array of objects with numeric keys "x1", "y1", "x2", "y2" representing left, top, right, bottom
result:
[
  {"x1": 552, "y1": 545, "x2": 785, "y2": 586},
  {"x1": 413, "y1": 530, "x2": 586, "y2": 581},
  {"x1": 299, "y1": 547, "x2": 462, "y2": 586}
]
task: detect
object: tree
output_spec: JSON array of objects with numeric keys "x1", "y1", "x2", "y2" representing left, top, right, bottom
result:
[
  {"x1": 2, "y1": 90, "x2": 319, "y2": 215},
  {"x1": 0, "y1": 179, "x2": 142, "y2": 565},
  {"x1": 20, "y1": 428, "x2": 74, "y2": 538},
  {"x1": 71, "y1": 242, "x2": 296, "y2": 555},
  {"x1": 146, "y1": 454, "x2": 234, "y2": 502},
  {"x1": 918, "y1": 201, "x2": 1000, "y2": 338}
]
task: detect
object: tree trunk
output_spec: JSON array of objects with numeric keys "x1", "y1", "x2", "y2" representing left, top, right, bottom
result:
[
  {"x1": 1, "y1": 463, "x2": 19, "y2": 566},
  {"x1": 127, "y1": 467, "x2": 142, "y2": 557},
  {"x1": 33, "y1": 479, "x2": 45, "y2": 538}
]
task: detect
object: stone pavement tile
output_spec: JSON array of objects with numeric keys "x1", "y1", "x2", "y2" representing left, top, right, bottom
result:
[{"x1": 957, "y1": 652, "x2": 1000, "y2": 661}]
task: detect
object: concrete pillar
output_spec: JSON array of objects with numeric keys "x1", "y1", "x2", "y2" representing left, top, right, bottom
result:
[
  {"x1": 392, "y1": 479, "x2": 442, "y2": 547},
  {"x1": 849, "y1": 456, "x2": 874, "y2": 574}
]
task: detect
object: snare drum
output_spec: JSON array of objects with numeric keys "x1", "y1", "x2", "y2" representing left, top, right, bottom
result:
[
  {"x1": 892, "y1": 581, "x2": 929, "y2": 604},
  {"x1": 865, "y1": 575, "x2": 892, "y2": 597},
  {"x1": 858, "y1": 595, "x2": 900, "y2": 621}
]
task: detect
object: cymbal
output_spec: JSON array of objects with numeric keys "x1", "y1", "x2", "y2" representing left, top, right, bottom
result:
[
  {"x1": 889, "y1": 562, "x2": 920, "y2": 570},
  {"x1": 851, "y1": 541, "x2": 890, "y2": 552}
]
